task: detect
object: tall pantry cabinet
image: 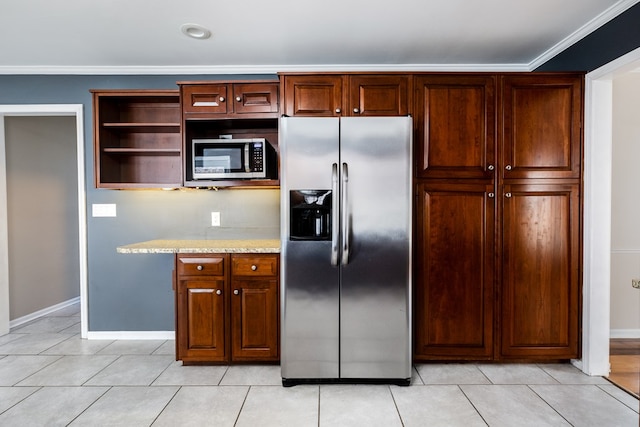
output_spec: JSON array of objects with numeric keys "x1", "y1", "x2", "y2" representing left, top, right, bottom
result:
[{"x1": 413, "y1": 73, "x2": 583, "y2": 361}]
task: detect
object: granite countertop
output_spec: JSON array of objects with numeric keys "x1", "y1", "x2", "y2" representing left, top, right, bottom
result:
[{"x1": 117, "y1": 239, "x2": 281, "y2": 254}]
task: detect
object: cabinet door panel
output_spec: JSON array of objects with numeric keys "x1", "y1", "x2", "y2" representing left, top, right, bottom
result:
[
  {"x1": 502, "y1": 74, "x2": 583, "y2": 179},
  {"x1": 414, "y1": 182, "x2": 495, "y2": 360},
  {"x1": 182, "y1": 84, "x2": 229, "y2": 115},
  {"x1": 283, "y1": 75, "x2": 343, "y2": 116},
  {"x1": 501, "y1": 184, "x2": 580, "y2": 358},
  {"x1": 177, "y1": 279, "x2": 227, "y2": 361},
  {"x1": 349, "y1": 75, "x2": 409, "y2": 116},
  {"x1": 415, "y1": 75, "x2": 495, "y2": 179},
  {"x1": 231, "y1": 279, "x2": 278, "y2": 361},
  {"x1": 233, "y1": 83, "x2": 279, "y2": 114}
]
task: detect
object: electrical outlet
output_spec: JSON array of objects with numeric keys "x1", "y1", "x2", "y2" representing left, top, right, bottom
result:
[
  {"x1": 633, "y1": 279, "x2": 640, "y2": 289},
  {"x1": 211, "y1": 212, "x2": 221, "y2": 227}
]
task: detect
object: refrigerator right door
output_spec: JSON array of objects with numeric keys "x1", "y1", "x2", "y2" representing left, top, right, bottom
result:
[{"x1": 339, "y1": 116, "x2": 413, "y2": 380}]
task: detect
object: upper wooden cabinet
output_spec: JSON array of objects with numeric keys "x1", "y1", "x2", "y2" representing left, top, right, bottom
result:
[
  {"x1": 501, "y1": 74, "x2": 583, "y2": 180},
  {"x1": 91, "y1": 90, "x2": 182, "y2": 189},
  {"x1": 281, "y1": 74, "x2": 410, "y2": 117},
  {"x1": 179, "y1": 80, "x2": 280, "y2": 188},
  {"x1": 180, "y1": 82, "x2": 279, "y2": 118},
  {"x1": 414, "y1": 74, "x2": 496, "y2": 179}
]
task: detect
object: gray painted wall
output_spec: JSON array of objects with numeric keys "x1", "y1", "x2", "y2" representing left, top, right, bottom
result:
[
  {"x1": 0, "y1": 74, "x2": 280, "y2": 331},
  {"x1": 5, "y1": 116, "x2": 80, "y2": 319}
]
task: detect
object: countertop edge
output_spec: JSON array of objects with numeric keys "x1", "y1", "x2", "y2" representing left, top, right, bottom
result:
[{"x1": 117, "y1": 239, "x2": 281, "y2": 254}]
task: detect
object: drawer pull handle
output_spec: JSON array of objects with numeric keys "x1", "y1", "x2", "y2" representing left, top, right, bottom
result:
[
  {"x1": 251, "y1": 265, "x2": 257, "y2": 271},
  {"x1": 234, "y1": 289, "x2": 239, "y2": 295},
  {"x1": 196, "y1": 265, "x2": 203, "y2": 271},
  {"x1": 190, "y1": 289, "x2": 214, "y2": 293}
]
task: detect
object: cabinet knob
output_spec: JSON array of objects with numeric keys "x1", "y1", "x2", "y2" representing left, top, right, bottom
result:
[
  {"x1": 353, "y1": 108, "x2": 360, "y2": 114},
  {"x1": 196, "y1": 265, "x2": 203, "y2": 271},
  {"x1": 505, "y1": 165, "x2": 512, "y2": 171},
  {"x1": 235, "y1": 96, "x2": 242, "y2": 102},
  {"x1": 335, "y1": 108, "x2": 341, "y2": 114},
  {"x1": 233, "y1": 289, "x2": 239, "y2": 295},
  {"x1": 216, "y1": 289, "x2": 222, "y2": 295},
  {"x1": 505, "y1": 192, "x2": 512, "y2": 198},
  {"x1": 488, "y1": 192, "x2": 495, "y2": 198},
  {"x1": 219, "y1": 96, "x2": 225, "y2": 103},
  {"x1": 487, "y1": 164, "x2": 495, "y2": 171},
  {"x1": 251, "y1": 265, "x2": 257, "y2": 271}
]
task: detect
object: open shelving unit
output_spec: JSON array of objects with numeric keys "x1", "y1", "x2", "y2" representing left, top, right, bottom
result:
[{"x1": 92, "y1": 90, "x2": 182, "y2": 188}]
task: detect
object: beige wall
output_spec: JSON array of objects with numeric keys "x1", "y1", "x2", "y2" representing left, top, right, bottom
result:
[
  {"x1": 611, "y1": 72, "x2": 640, "y2": 335},
  {"x1": 5, "y1": 116, "x2": 79, "y2": 319}
]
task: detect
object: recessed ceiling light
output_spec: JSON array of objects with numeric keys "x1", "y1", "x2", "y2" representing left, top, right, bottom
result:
[{"x1": 180, "y1": 23, "x2": 212, "y2": 40}]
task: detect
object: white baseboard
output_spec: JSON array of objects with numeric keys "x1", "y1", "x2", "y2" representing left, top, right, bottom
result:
[
  {"x1": 610, "y1": 329, "x2": 640, "y2": 338},
  {"x1": 86, "y1": 331, "x2": 175, "y2": 340},
  {"x1": 9, "y1": 296, "x2": 80, "y2": 329}
]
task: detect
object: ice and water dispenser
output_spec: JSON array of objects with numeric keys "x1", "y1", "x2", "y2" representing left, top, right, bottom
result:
[{"x1": 289, "y1": 190, "x2": 332, "y2": 240}]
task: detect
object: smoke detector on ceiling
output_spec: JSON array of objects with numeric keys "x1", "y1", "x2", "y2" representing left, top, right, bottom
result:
[{"x1": 180, "y1": 23, "x2": 212, "y2": 40}]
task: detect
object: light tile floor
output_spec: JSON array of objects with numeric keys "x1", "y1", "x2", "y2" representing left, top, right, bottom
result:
[{"x1": 0, "y1": 303, "x2": 638, "y2": 426}]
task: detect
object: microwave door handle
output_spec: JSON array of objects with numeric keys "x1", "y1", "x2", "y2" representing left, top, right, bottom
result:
[
  {"x1": 244, "y1": 143, "x2": 251, "y2": 172},
  {"x1": 331, "y1": 163, "x2": 339, "y2": 266}
]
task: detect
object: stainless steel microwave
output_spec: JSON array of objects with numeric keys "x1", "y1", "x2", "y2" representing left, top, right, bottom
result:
[{"x1": 192, "y1": 138, "x2": 268, "y2": 180}]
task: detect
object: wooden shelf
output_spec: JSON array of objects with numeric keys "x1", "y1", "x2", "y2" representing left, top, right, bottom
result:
[
  {"x1": 102, "y1": 148, "x2": 181, "y2": 155},
  {"x1": 92, "y1": 89, "x2": 182, "y2": 189}
]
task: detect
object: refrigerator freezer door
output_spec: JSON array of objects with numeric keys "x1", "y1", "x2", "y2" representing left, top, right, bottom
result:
[
  {"x1": 339, "y1": 117, "x2": 413, "y2": 379},
  {"x1": 280, "y1": 117, "x2": 341, "y2": 379}
]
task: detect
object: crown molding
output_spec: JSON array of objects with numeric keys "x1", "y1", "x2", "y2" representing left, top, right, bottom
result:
[
  {"x1": 0, "y1": 62, "x2": 531, "y2": 76},
  {"x1": 529, "y1": 0, "x2": 640, "y2": 70}
]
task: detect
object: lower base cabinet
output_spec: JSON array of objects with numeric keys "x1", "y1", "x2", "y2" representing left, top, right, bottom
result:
[{"x1": 175, "y1": 253, "x2": 279, "y2": 364}]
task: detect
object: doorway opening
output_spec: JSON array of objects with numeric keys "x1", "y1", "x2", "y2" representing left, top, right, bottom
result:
[{"x1": 0, "y1": 104, "x2": 87, "y2": 338}]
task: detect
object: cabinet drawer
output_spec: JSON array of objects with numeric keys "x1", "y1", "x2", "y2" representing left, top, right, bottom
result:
[
  {"x1": 233, "y1": 83, "x2": 279, "y2": 114},
  {"x1": 182, "y1": 85, "x2": 229, "y2": 115},
  {"x1": 178, "y1": 255, "x2": 225, "y2": 276},
  {"x1": 231, "y1": 255, "x2": 278, "y2": 277}
]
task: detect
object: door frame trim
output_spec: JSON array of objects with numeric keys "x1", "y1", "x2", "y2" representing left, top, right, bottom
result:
[
  {"x1": 579, "y1": 46, "x2": 640, "y2": 376},
  {"x1": 0, "y1": 104, "x2": 87, "y2": 338}
]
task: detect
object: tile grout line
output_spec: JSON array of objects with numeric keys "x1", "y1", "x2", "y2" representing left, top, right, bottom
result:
[
  {"x1": 233, "y1": 384, "x2": 252, "y2": 426},
  {"x1": 149, "y1": 385, "x2": 182, "y2": 426},
  {"x1": 387, "y1": 385, "x2": 406, "y2": 427},
  {"x1": 457, "y1": 385, "x2": 490, "y2": 426}
]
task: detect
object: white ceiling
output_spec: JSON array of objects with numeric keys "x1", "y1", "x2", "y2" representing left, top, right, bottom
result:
[{"x1": 0, "y1": 0, "x2": 637, "y2": 74}]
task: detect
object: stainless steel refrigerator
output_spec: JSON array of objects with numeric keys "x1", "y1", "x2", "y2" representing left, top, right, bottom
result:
[{"x1": 280, "y1": 116, "x2": 412, "y2": 386}]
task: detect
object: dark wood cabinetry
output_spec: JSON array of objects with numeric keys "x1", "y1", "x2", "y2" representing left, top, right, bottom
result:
[
  {"x1": 91, "y1": 90, "x2": 182, "y2": 188},
  {"x1": 500, "y1": 184, "x2": 580, "y2": 359},
  {"x1": 414, "y1": 75, "x2": 496, "y2": 179},
  {"x1": 501, "y1": 75, "x2": 582, "y2": 180},
  {"x1": 179, "y1": 80, "x2": 280, "y2": 188},
  {"x1": 181, "y1": 82, "x2": 279, "y2": 118},
  {"x1": 281, "y1": 74, "x2": 410, "y2": 116},
  {"x1": 413, "y1": 73, "x2": 583, "y2": 362},
  {"x1": 230, "y1": 254, "x2": 279, "y2": 361},
  {"x1": 175, "y1": 253, "x2": 279, "y2": 364},
  {"x1": 414, "y1": 182, "x2": 495, "y2": 360}
]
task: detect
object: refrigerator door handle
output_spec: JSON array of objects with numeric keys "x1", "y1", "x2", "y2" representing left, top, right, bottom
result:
[
  {"x1": 341, "y1": 162, "x2": 350, "y2": 265},
  {"x1": 331, "y1": 163, "x2": 339, "y2": 266}
]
